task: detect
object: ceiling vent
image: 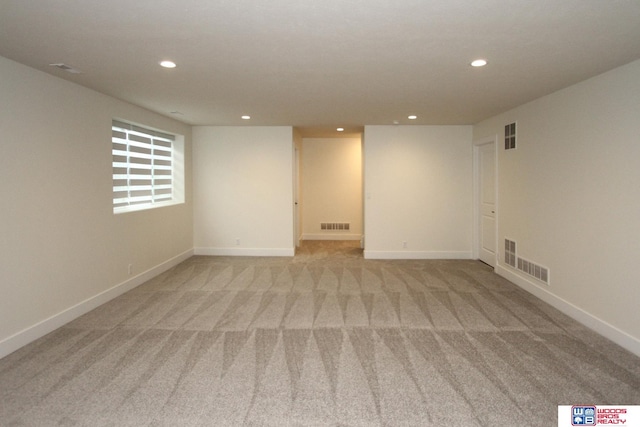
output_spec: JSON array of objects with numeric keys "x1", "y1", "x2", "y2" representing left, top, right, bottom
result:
[{"x1": 49, "y1": 63, "x2": 82, "y2": 74}]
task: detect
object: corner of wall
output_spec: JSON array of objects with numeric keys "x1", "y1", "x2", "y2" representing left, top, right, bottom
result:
[
  {"x1": 495, "y1": 265, "x2": 640, "y2": 357},
  {"x1": 0, "y1": 249, "x2": 194, "y2": 360}
]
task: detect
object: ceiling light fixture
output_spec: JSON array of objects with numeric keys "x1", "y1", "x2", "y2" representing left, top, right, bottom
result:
[
  {"x1": 408, "y1": 115, "x2": 417, "y2": 120},
  {"x1": 470, "y1": 59, "x2": 487, "y2": 67},
  {"x1": 160, "y1": 60, "x2": 177, "y2": 68},
  {"x1": 337, "y1": 128, "x2": 344, "y2": 132},
  {"x1": 241, "y1": 115, "x2": 251, "y2": 120}
]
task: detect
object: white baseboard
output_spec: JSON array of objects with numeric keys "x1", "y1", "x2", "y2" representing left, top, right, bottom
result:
[
  {"x1": 0, "y1": 249, "x2": 194, "y2": 360},
  {"x1": 194, "y1": 247, "x2": 295, "y2": 257},
  {"x1": 302, "y1": 234, "x2": 362, "y2": 241},
  {"x1": 496, "y1": 264, "x2": 640, "y2": 357},
  {"x1": 364, "y1": 250, "x2": 473, "y2": 260}
]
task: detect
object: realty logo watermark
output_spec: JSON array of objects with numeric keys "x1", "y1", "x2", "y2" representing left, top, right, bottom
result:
[
  {"x1": 571, "y1": 406, "x2": 596, "y2": 426},
  {"x1": 559, "y1": 405, "x2": 639, "y2": 426}
]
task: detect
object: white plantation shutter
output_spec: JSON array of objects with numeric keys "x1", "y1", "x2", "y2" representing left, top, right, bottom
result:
[{"x1": 112, "y1": 120, "x2": 175, "y2": 212}]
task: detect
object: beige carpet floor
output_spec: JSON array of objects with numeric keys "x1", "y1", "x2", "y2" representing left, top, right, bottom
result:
[{"x1": 1, "y1": 241, "x2": 639, "y2": 426}]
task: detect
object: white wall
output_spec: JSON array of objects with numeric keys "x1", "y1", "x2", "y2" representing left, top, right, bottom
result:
[
  {"x1": 301, "y1": 137, "x2": 363, "y2": 241},
  {"x1": 473, "y1": 59, "x2": 640, "y2": 355},
  {"x1": 364, "y1": 126, "x2": 473, "y2": 259},
  {"x1": 0, "y1": 55, "x2": 193, "y2": 358},
  {"x1": 192, "y1": 126, "x2": 294, "y2": 256}
]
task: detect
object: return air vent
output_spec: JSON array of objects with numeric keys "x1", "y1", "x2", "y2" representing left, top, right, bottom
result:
[
  {"x1": 321, "y1": 222, "x2": 350, "y2": 231},
  {"x1": 505, "y1": 122, "x2": 516, "y2": 150},
  {"x1": 504, "y1": 238, "x2": 550, "y2": 285},
  {"x1": 504, "y1": 238, "x2": 517, "y2": 268},
  {"x1": 517, "y1": 257, "x2": 549, "y2": 285}
]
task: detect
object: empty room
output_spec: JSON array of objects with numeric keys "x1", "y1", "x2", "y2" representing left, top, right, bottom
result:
[{"x1": 1, "y1": 1, "x2": 640, "y2": 426}]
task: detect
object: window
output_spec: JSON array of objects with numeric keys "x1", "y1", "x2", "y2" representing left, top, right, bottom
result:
[{"x1": 112, "y1": 120, "x2": 184, "y2": 213}]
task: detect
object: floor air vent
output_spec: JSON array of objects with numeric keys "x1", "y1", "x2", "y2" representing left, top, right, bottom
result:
[{"x1": 321, "y1": 222, "x2": 350, "y2": 231}]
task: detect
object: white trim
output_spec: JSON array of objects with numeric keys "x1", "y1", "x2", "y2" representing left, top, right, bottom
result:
[
  {"x1": 194, "y1": 247, "x2": 295, "y2": 257},
  {"x1": 302, "y1": 234, "x2": 363, "y2": 241},
  {"x1": 0, "y1": 249, "x2": 194, "y2": 360},
  {"x1": 364, "y1": 250, "x2": 472, "y2": 260},
  {"x1": 496, "y1": 264, "x2": 640, "y2": 357}
]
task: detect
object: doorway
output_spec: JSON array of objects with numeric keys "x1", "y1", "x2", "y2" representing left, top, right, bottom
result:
[
  {"x1": 474, "y1": 136, "x2": 497, "y2": 267},
  {"x1": 298, "y1": 134, "x2": 364, "y2": 246},
  {"x1": 293, "y1": 146, "x2": 301, "y2": 248}
]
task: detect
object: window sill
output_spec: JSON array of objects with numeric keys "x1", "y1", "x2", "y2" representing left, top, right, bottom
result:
[{"x1": 113, "y1": 200, "x2": 184, "y2": 215}]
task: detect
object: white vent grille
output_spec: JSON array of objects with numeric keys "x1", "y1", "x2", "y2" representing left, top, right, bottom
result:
[
  {"x1": 505, "y1": 239, "x2": 517, "y2": 268},
  {"x1": 504, "y1": 238, "x2": 550, "y2": 285},
  {"x1": 517, "y1": 257, "x2": 549, "y2": 285},
  {"x1": 505, "y1": 122, "x2": 516, "y2": 150},
  {"x1": 321, "y1": 222, "x2": 350, "y2": 231}
]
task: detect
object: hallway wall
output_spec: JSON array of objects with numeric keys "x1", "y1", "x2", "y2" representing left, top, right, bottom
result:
[{"x1": 301, "y1": 137, "x2": 363, "y2": 241}]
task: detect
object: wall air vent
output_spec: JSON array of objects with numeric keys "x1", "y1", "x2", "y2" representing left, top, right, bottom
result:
[
  {"x1": 504, "y1": 238, "x2": 549, "y2": 284},
  {"x1": 321, "y1": 222, "x2": 350, "y2": 231},
  {"x1": 517, "y1": 257, "x2": 550, "y2": 285},
  {"x1": 505, "y1": 122, "x2": 516, "y2": 150},
  {"x1": 505, "y1": 238, "x2": 517, "y2": 268}
]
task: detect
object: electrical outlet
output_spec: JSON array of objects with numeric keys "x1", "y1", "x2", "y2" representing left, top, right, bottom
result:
[
  {"x1": 402, "y1": 241, "x2": 407, "y2": 249},
  {"x1": 236, "y1": 238, "x2": 240, "y2": 246},
  {"x1": 128, "y1": 264, "x2": 133, "y2": 275}
]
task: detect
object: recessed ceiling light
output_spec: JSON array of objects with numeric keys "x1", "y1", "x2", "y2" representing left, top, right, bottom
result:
[
  {"x1": 408, "y1": 115, "x2": 417, "y2": 120},
  {"x1": 160, "y1": 60, "x2": 177, "y2": 68},
  {"x1": 241, "y1": 115, "x2": 251, "y2": 120},
  {"x1": 470, "y1": 59, "x2": 487, "y2": 67},
  {"x1": 337, "y1": 128, "x2": 344, "y2": 132}
]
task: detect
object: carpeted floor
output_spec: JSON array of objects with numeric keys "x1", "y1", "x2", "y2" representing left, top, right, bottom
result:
[{"x1": 1, "y1": 241, "x2": 639, "y2": 426}]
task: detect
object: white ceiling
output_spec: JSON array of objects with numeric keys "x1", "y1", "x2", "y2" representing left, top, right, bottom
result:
[{"x1": 2, "y1": 0, "x2": 640, "y2": 134}]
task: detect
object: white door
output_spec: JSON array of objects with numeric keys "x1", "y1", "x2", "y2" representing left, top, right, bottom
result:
[
  {"x1": 478, "y1": 142, "x2": 496, "y2": 266},
  {"x1": 294, "y1": 147, "x2": 301, "y2": 247}
]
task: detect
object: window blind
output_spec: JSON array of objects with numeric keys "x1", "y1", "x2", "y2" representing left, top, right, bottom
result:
[{"x1": 112, "y1": 120, "x2": 175, "y2": 212}]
